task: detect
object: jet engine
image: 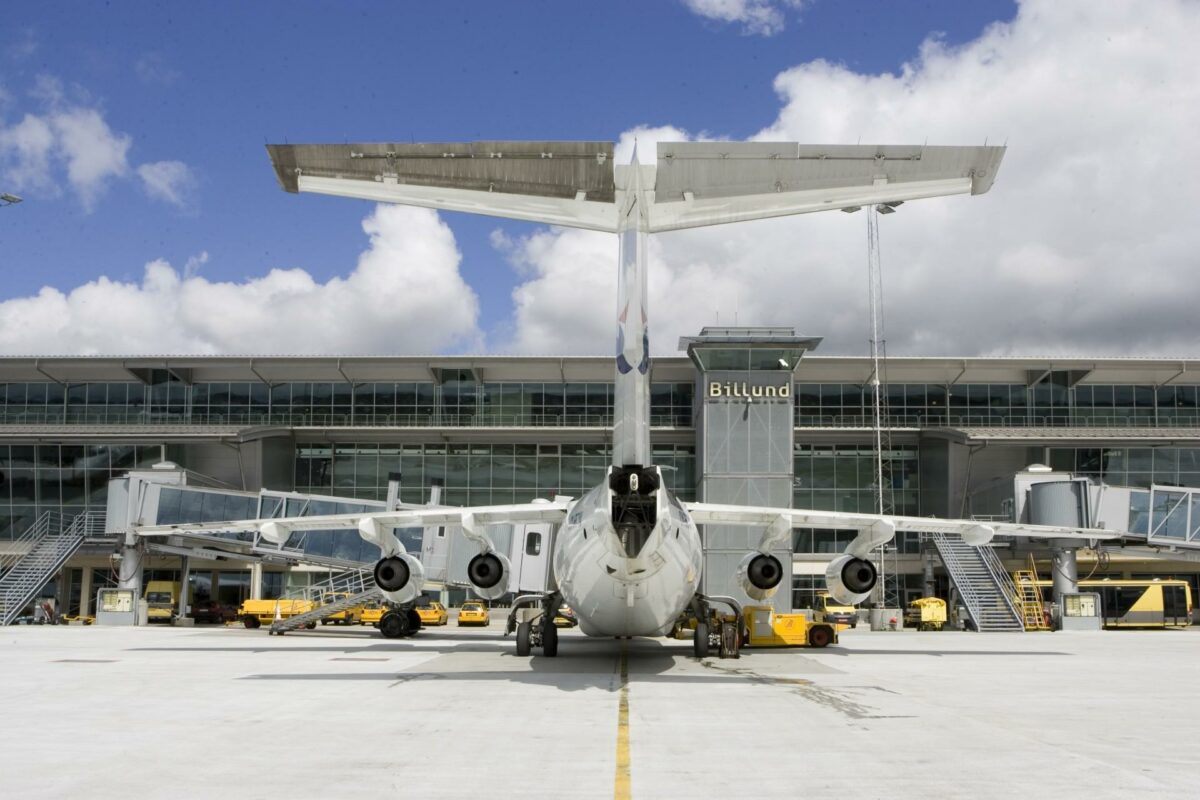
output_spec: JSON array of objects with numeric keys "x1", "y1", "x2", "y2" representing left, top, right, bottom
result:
[
  {"x1": 467, "y1": 552, "x2": 512, "y2": 601},
  {"x1": 372, "y1": 553, "x2": 425, "y2": 605},
  {"x1": 735, "y1": 552, "x2": 785, "y2": 601},
  {"x1": 824, "y1": 554, "x2": 878, "y2": 606}
]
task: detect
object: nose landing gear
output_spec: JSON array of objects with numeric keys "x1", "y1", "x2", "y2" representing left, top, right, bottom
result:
[{"x1": 511, "y1": 592, "x2": 561, "y2": 657}]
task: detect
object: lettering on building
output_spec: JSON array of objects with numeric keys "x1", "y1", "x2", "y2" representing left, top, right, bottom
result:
[{"x1": 707, "y1": 381, "x2": 791, "y2": 399}]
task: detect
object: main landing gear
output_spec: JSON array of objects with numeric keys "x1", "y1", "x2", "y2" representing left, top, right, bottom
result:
[
  {"x1": 509, "y1": 592, "x2": 561, "y2": 657},
  {"x1": 689, "y1": 594, "x2": 743, "y2": 659},
  {"x1": 379, "y1": 605, "x2": 423, "y2": 639}
]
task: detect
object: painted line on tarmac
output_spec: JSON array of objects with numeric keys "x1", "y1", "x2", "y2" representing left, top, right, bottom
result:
[{"x1": 613, "y1": 640, "x2": 631, "y2": 800}]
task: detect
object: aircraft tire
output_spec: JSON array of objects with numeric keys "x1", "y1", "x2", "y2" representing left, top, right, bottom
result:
[
  {"x1": 516, "y1": 621, "x2": 532, "y2": 656},
  {"x1": 693, "y1": 621, "x2": 710, "y2": 658},
  {"x1": 542, "y1": 620, "x2": 558, "y2": 657},
  {"x1": 380, "y1": 610, "x2": 408, "y2": 639}
]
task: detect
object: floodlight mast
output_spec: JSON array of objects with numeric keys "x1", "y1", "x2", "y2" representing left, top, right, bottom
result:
[{"x1": 265, "y1": 141, "x2": 1005, "y2": 468}]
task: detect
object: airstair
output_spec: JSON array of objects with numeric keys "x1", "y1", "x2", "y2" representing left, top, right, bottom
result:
[
  {"x1": 268, "y1": 568, "x2": 379, "y2": 634},
  {"x1": 1, "y1": 511, "x2": 106, "y2": 625},
  {"x1": 928, "y1": 532, "x2": 1024, "y2": 631}
]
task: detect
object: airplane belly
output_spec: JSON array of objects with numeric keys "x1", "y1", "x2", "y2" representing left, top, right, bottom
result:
[{"x1": 556, "y1": 516, "x2": 702, "y2": 638}]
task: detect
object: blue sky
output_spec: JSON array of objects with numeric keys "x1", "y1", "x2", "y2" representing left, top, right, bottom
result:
[
  {"x1": 1, "y1": 1, "x2": 1016, "y2": 345},
  {"x1": 4, "y1": 2, "x2": 1198, "y2": 358}
]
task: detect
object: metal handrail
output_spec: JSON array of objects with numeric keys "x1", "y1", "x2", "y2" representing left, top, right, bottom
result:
[
  {"x1": 0, "y1": 511, "x2": 62, "y2": 577},
  {"x1": 977, "y1": 543, "x2": 1025, "y2": 625}
]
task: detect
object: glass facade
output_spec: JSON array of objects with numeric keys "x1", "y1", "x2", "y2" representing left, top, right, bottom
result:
[
  {"x1": 1049, "y1": 447, "x2": 1200, "y2": 489},
  {"x1": 295, "y1": 442, "x2": 698, "y2": 505},
  {"x1": 793, "y1": 443, "x2": 920, "y2": 515},
  {"x1": 0, "y1": 444, "x2": 163, "y2": 539},
  {"x1": 795, "y1": 377, "x2": 1200, "y2": 428},
  {"x1": 0, "y1": 376, "x2": 694, "y2": 428}
]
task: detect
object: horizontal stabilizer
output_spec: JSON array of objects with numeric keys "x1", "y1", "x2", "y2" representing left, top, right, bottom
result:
[
  {"x1": 266, "y1": 141, "x2": 618, "y2": 231},
  {"x1": 650, "y1": 142, "x2": 1005, "y2": 231}
]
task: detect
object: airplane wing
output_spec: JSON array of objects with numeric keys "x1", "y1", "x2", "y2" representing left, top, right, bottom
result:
[
  {"x1": 649, "y1": 142, "x2": 1006, "y2": 232},
  {"x1": 684, "y1": 502, "x2": 1119, "y2": 558},
  {"x1": 266, "y1": 141, "x2": 618, "y2": 231},
  {"x1": 136, "y1": 499, "x2": 571, "y2": 557}
]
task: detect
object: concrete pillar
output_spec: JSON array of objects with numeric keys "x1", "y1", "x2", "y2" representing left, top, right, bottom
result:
[
  {"x1": 80, "y1": 567, "x2": 93, "y2": 617},
  {"x1": 177, "y1": 555, "x2": 190, "y2": 619},
  {"x1": 1051, "y1": 544, "x2": 1079, "y2": 602},
  {"x1": 249, "y1": 563, "x2": 263, "y2": 600}
]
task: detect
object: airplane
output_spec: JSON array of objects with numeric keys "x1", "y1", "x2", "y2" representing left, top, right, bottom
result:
[{"x1": 137, "y1": 139, "x2": 1118, "y2": 657}]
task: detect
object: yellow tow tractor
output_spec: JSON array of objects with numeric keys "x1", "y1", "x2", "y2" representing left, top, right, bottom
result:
[
  {"x1": 416, "y1": 600, "x2": 449, "y2": 626},
  {"x1": 318, "y1": 592, "x2": 364, "y2": 626},
  {"x1": 905, "y1": 597, "x2": 947, "y2": 631},
  {"x1": 238, "y1": 598, "x2": 318, "y2": 629},
  {"x1": 457, "y1": 601, "x2": 490, "y2": 626},
  {"x1": 360, "y1": 597, "x2": 386, "y2": 627},
  {"x1": 743, "y1": 605, "x2": 838, "y2": 649}
]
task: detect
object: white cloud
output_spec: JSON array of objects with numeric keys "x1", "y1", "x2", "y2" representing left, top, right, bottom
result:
[
  {"x1": 0, "y1": 75, "x2": 190, "y2": 211},
  {"x1": 0, "y1": 205, "x2": 481, "y2": 355},
  {"x1": 502, "y1": 0, "x2": 1200, "y2": 358},
  {"x1": 137, "y1": 160, "x2": 195, "y2": 207},
  {"x1": 135, "y1": 53, "x2": 180, "y2": 86},
  {"x1": 682, "y1": 0, "x2": 804, "y2": 36}
]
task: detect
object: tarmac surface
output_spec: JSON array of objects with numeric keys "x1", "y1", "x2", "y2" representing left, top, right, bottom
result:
[{"x1": 2, "y1": 621, "x2": 1197, "y2": 799}]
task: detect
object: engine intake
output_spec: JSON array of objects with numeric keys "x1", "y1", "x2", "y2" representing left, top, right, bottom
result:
[
  {"x1": 373, "y1": 553, "x2": 425, "y2": 605},
  {"x1": 736, "y1": 552, "x2": 784, "y2": 601},
  {"x1": 467, "y1": 552, "x2": 512, "y2": 601},
  {"x1": 824, "y1": 554, "x2": 877, "y2": 606}
]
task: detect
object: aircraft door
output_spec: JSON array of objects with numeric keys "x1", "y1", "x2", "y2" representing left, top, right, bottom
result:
[{"x1": 512, "y1": 522, "x2": 553, "y2": 594}]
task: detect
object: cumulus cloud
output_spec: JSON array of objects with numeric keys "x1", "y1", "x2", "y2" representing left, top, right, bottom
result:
[
  {"x1": 137, "y1": 160, "x2": 196, "y2": 207},
  {"x1": 135, "y1": 53, "x2": 181, "y2": 86},
  {"x1": 682, "y1": 0, "x2": 805, "y2": 36},
  {"x1": 0, "y1": 75, "x2": 189, "y2": 211},
  {"x1": 0, "y1": 205, "x2": 481, "y2": 355},
  {"x1": 502, "y1": 0, "x2": 1200, "y2": 358}
]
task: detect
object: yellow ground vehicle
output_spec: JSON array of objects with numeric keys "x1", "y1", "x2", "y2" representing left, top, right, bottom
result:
[
  {"x1": 815, "y1": 592, "x2": 858, "y2": 629},
  {"x1": 416, "y1": 600, "x2": 449, "y2": 626},
  {"x1": 360, "y1": 598, "x2": 386, "y2": 626},
  {"x1": 238, "y1": 598, "x2": 318, "y2": 629},
  {"x1": 144, "y1": 581, "x2": 181, "y2": 623},
  {"x1": 1034, "y1": 578, "x2": 1192, "y2": 628},
  {"x1": 744, "y1": 605, "x2": 837, "y2": 648},
  {"x1": 905, "y1": 597, "x2": 947, "y2": 631},
  {"x1": 318, "y1": 592, "x2": 364, "y2": 625},
  {"x1": 457, "y1": 601, "x2": 490, "y2": 626}
]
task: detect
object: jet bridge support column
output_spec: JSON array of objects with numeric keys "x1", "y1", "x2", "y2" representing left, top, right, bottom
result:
[
  {"x1": 117, "y1": 532, "x2": 143, "y2": 599},
  {"x1": 1051, "y1": 544, "x2": 1080, "y2": 599},
  {"x1": 1028, "y1": 480, "x2": 1086, "y2": 625}
]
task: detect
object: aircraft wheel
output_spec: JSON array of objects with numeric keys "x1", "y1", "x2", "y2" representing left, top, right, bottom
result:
[
  {"x1": 808, "y1": 625, "x2": 832, "y2": 648},
  {"x1": 380, "y1": 610, "x2": 408, "y2": 639},
  {"x1": 542, "y1": 619, "x2": 558, "y2": 657},
  {"x1": 693, "y1": 621, "x2": 710, "y2": 658},
  {"x1": 516, "y1": 621, "x2": 532, "y2": 656},
  {"x1": 404, "y1": 608, "x2": 423, "y2": 636}
]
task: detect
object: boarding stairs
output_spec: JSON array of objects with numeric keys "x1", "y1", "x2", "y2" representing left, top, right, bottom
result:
[
  {"x1": 268, "y1": 568, "x2": 379, "y2": 634},
  {"x1": 1013, "y1": 557, "x2": 1050, "y2": 631},
  {"x1": 1, "y1": 511, "x2": 106, "y2": 625},
  {"x1": 928, "y1": 532, "x2": 1025, "y2": 631}
]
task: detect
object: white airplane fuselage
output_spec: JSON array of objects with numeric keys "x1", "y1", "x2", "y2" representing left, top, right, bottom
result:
[{"x1": 552, "y1": 478, "x2": 704, "y2": 637}]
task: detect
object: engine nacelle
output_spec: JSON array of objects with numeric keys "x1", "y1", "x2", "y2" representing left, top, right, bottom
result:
[
  {"x1": 735, "y1": 552, "x2": 785, "y2": 601},
  {"x1": 373, "y1": 553, "x2": 425, "y2": 605},
  {"x1": 824, "y1": 554, "x2": 878, "y2": 606},
  {"x1": 467, "y1": 552, "x2": 512, "y2": 601}
]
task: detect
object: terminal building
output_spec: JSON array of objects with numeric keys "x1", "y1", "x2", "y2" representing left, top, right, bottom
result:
[{"x1": 1, "y1": 328, "x2": 1198, "y2": 628}]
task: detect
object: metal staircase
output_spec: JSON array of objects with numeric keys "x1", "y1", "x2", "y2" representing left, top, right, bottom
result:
[
  {"x1": 1, "y1": 511, "x2": 105, "y2": 625},
  {"x1": 1013, "y1": 556, "x2": 1050, "y2": 631},
  {"x1": 929, "y1": 532, "x2": 1024, "y2": 631},
  {"x1": 268, "y1": 568, "x2": 378, "y2": 634}
]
